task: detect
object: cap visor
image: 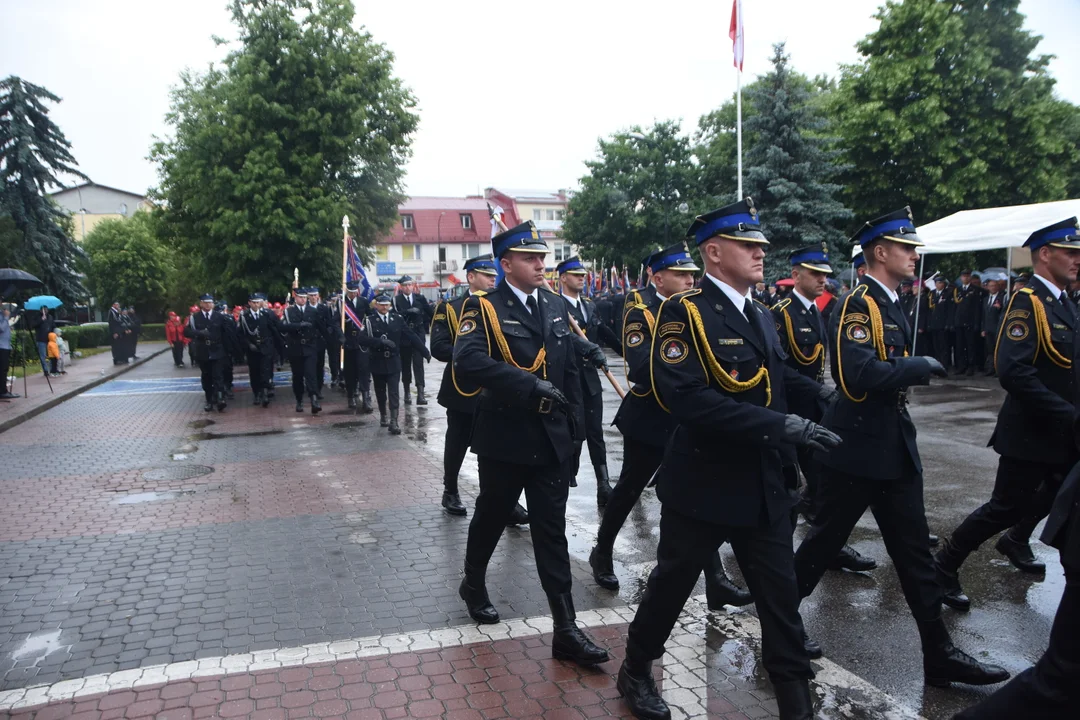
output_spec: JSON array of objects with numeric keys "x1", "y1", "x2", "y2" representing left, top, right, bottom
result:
[
  {"x1": 561, "y1": 269, "x2": 588, "y2": 275},
  {"x1": 799, "y1": 262, "x2": 833, "y2": 273},
  {"x1": 473, "y1": 268, "x2": 498, "y2": 276},
  {"x1": 883, "y1": 232, "x2": 924, "y2": 247},
  {"x1": 662, "y1": 263, "x2": 700, "y2": 272},
  {"x1": 713, "y1": 230, "x2": 770, "y2": 244},
  {"x1": 1048, "y1": 239, "x2": 1080, "y2": 249},
  {"x1": 506, "y1": 244, "x2": 549, "y2": 254}
]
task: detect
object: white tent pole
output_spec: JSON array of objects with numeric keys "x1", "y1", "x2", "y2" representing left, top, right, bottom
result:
[
  {"x1": 912, "y1": 254, "x2": 925, "y2": 355},
  {"x1": 1006, "y1": 246, "x2": 1013, "y2": 295}
]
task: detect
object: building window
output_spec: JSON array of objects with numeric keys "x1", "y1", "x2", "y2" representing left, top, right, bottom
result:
[
  {"x1": 402, "y1": 244, "x2": 421, "y2": 261},
  {"x1": 460, "y1": 213, "x2": 472, "y2": 230},
  {"x1": 553, "y1": 243, "x2": 571, "y2": 262},
  {"x1": 462, "y1": 243, "x2": 481, "y2": 259},
  {"x1": 401, "y1": 214, "x2": 414, "y2": 231},
  {"x1": 533, "y1": 209, "x2": 543, "y2": 222},
  {"x1": 556, "y1": 210, "x2": 565, "y2": 221},
  {"x1": 375, "y1": 245, "x2": 389, "y2": 261},
  {"x1": 546, "y1": 209, "x2": 555, "y2": 221}
]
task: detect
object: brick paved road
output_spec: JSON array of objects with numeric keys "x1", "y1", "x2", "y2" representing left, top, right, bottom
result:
[{"x1": 0, "y1": 353, "x2": 939, "y2": 718}]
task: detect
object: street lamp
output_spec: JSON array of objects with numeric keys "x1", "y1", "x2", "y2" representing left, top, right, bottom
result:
[{"x1": 628, "y1": 132, "x2": 672, "y2": 243}]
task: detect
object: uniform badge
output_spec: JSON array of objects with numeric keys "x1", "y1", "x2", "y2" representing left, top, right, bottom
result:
[
  {"x1": 433, "y1": 313, "x2": 446, "y2": 321},
  {"x1": 462, "y1": 309, "x2": 479, "y2": 319},
  {"x1": 659, "y1": 322, "x2": 685, "y2": 337},
  {"x1": 626, "y1": 331, "x2": 644, "y2": 348},
  {"x1": 1006, "y1": 321, "x2": 1028, "y2": 341},
  {"x1": 845, "y1": 323, "x2": 870, "y2": 343},
  {"x1": 843, "y1": 313, "x2": 869, "y2": 325},
  {"x1": 660, "y1": 338, "x2": 688, "y2": 364},
  {"x1": 458, "y1": 319, "x2": 477, "y2": 335}
]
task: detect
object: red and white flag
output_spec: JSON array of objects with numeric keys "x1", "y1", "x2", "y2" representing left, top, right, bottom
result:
[{"x1": 729, "y1": 0, "x2": 744, "y2": 71}]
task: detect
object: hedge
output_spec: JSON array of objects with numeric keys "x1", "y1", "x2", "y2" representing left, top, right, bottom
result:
[{"x1": 51, "y1": 323, "x2": 167, "y2": 349}]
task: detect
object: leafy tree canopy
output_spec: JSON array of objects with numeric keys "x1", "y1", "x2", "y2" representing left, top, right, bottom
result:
[{"x1": 82, "y1": 212, "x2": 171, "y2": 316}]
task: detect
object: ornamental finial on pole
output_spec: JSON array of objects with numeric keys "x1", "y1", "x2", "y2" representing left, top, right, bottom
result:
[{"x1": 342, "y1": 215, "x2": 350, "y2": 230}]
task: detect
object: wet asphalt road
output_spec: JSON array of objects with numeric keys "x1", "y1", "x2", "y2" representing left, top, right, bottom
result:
[{"x1": 402, "y1": 356, "x2": 1062, "y2": 720}]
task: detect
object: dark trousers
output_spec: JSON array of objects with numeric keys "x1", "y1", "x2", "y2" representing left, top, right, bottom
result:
[
  {"x1": 246, "y1": 349, "x2": 271, "y2": 394},
  {"x1": 372, "y1": 371, "x2": 401, "y2": 413},
  {"x1": 315, "y1": 344, "x2": 327, "y2": 391},
  {"x1": 953, "y1": 572, "x2": 1079, "y2": 719},
  {"x1": 188, "y1": 343, "x2": 196, "y2": 367},
  {"x1": 597, "y1": 441, "x2": 664, "y2": 549},
  {"x1": 794, "y1": 468, "x2": 941, "y2": 622},
  {"x1": 400, "y1": 345, "x2": 425, "y2": 390},
  {"x1": 223, "y1": 356, "x2": 233, "y2": 390},
  {"x1": 913, "y1": 330, "x2": 932, "y2": 357},
  {"x1": 627, "y1": 507, "x2": 810, "y2": 683},
  {"x1": 444, "y1": 408, "x2": 474, "y2": 494},
  {"x1": 289, "y1": 353, "x2": 317, "y2": 400},
  {"x1": 199, "y1": 357, "x2": 224, "y2": 401},
  {"x1": 949, "y1": 457, "x2": 1066, "y2": 555},
  {"x1": 327, "y1": 341, "x2": 341, "y2": 383},
  {"x1": 984, "y1": 332, "x2": 997, "y2": 372},
  {"x1": 955, "y1": 326, "x2": 976, "y2": 372},
  {"x1": 931, "y1": 329, "x2": 950, "y2": 367},
  {"x1": 0, "y1": 348, "x2": 10, "y2": 393},
  {"x1": 797, "y1": 446, "x2": 824, "y2": 516},
  {"x1": 342, "y1": 348, "x2": 371, "y2": 398},
  {"x1": 465, "y1": 456, "x2": 572, "y2": 596},
  {"x1": 171, "y1": 342, "x2": 185, "y2": 366},
  {"x1": 571, "y1": 387, "x2": 607, "y2": 476}
]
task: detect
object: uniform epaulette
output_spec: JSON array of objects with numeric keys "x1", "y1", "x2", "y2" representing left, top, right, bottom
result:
[
  {"x1": 633, "y1": 303, "x2": 648, "y2": 311},
  {"x1": 753, "y1": 298, "x2": 769, "y2": 308},
  {"x1": 671, "y1": 288, "x2": 702, "y2": 301},
  {"x1": 1019, "y1": 287, "x2": 1034, "y2": 294},
  {"x1": 773, "y1": 298, "x2": 792, "y2": 312},
  {"x1": 473, "y1": 290, "x2": 487, "y2": 297}
]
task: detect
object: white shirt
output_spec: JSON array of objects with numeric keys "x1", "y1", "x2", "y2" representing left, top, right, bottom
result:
[
  {"x1": 705, "y1": 273, "x2": 754, "y2": 318},
  {"x1": 863, "y1": 273, "x2": 900, "y2": 303},
  {"x1": 1034, "y1": 273, "x2": 1065, "y2": 298},
  {"x1": 561, "y1": 293, "x2": 587, "y2": 321},
  {"x1": 507, "y1": 281, "x2": 540, "y2": 313},
  {"x1": 792, "y1": 289, "x2": 815, "y2": 311},
  {"x1": 655, "y1": 291, "x2": 667, "y2": 302}
]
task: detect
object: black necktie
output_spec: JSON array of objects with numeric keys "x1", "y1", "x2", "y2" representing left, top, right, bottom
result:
[
  {"x1": 526, "y1": 295, "x2": 538, "y2": 316},
  {"x1": 743, "y1": 299, "x2": 765, "y2": 347},
  {"x1": 1061, "y1": 292, "x2": 1077, "y2": 320},
  {"x1": 807, "y1": 303, "x2": 823, "y2": 335}
]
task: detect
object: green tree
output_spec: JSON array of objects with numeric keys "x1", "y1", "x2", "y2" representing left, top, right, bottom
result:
[
  {"x1": 0, "y1": 77, "x2": 88, "y2": 299},
  {"x1": 150, "y1": 0, "x2": 417, "y2": 301},
  {"x1": 563, "y1": 121, "x2": 702, "y2": 272},
  {"x1": 83, "y1": 213, "x2": 171, "y2": 317},
  {"x1": 833, "y1": 0, "x2": 1079, "y2": 224},
  {"x1": 743, "y1": 43, "x2": 852, "y2": 277}
]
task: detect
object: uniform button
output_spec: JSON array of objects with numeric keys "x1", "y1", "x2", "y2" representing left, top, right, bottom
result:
[{"x1": 763, "y1": 435, "x2": 769, "y2": 441}]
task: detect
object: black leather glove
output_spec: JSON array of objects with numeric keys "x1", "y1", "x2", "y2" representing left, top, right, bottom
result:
[
  {"x1": 584, "y1": 343, "x2": 608, "y2": 371},
  {"x1": 924, "y1": 357, "x2": 948, "y2": 378},
  {"x1": 817, "y1": 384, "x2": 839, "y2": 405},
  {"x1": 532, "y1": 379, "x2": 569, "y2": 408},
  {"x1": 381, "y1": 338, "x2": 396, "y2": 351},
  {"x1": 782, "y1": 415, "x2": 843, "y2": 452}
]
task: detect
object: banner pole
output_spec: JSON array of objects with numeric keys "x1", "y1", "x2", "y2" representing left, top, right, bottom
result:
[{"x1": 340, "y1": 216, "x2": 349, "y2": 369}]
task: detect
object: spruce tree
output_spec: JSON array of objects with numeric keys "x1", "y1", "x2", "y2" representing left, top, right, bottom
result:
[
  {"x1": 0, "y1": 76, "x2": 88, "y2": 298},
  {"x1": 743, "y1": 44, "x2": 852, "y2": 278}
]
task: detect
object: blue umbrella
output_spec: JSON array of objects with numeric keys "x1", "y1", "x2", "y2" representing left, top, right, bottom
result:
[{"x1": 24, "y1": 295, "x2": 63, "y2": 311}]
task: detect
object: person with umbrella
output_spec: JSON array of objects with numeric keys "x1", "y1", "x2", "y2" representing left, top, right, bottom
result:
[
  {"x1": 33, "y1": 306, "x2": 56, "y2": 376},
  {"x1": 1, "y1": 302, "x2": 18, "y2": 399}
]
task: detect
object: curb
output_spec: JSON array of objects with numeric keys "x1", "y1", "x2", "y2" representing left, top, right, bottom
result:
[{"x1": 0, "y1": 346, "x2": 169, "y2": 435}]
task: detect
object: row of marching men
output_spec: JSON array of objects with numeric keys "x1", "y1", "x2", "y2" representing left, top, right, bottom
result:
[{"x1": 425, "y1": 203, "x2": 1080, "y2": 719}]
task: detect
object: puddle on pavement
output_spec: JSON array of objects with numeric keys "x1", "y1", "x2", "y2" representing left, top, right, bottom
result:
[
  {"x1": 112, "y1": 490, "x2": 197, "y2": 505},
  {"x1": 187, "y1": 429, "x2": 285, "y2": 441},
  {"x1": 330, "y1": 421, "x2": 368, "y2": 429},
  {"x1": 10, "y1": 630, "x2": 63, "y2": 661},
  {"x1": 188, "y1": 419, "x2": 216, "y2": 429}
]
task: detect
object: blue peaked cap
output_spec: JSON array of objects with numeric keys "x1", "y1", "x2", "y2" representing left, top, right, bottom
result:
[
  {"x1": 556, "y1": 256, "x2": 587, "y2": 275},
  {"x1": 464, "y1": 253, "x2": 498, "y2": 275},
  {"x1": 648, "y1": 242, "x2": 699, "y2": 273},
  {"x1": 686, "y1": 197, "x2": 768, "y2": 246},
  {"x1": 491, "y1": 221, "x2": 548, "y2": 258},
  {"x1": 1024, "y1": 217, "x2": 1080, "y2": 251},
  {"x1": 851, "y1": 207, "x2": 923, "y2": 247},
  {"x1": 789, "y1": 242, "x2": 832, "y2": 273}
]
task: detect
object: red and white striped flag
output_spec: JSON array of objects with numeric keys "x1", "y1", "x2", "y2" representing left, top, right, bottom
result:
[{"x1": 729, "y1": 0, "x2": 744, "y2": 71}]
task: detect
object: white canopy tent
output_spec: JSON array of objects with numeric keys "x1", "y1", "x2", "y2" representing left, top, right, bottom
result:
[{"x1": 907, "y1": 199, "x2": 1080, "y2": 354}]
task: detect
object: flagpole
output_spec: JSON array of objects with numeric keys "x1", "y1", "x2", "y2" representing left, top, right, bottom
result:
[
  {"x1": 340, "y1": 216, "x2": 349, "y2": 370},
  {"x1": 736, "y1": 68, "x2": 743, "y2": 199}
]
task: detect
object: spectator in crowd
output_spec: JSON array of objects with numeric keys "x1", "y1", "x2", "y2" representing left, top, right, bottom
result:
[
  {"x1": 34, "y1": 308, "x2": 55, "y2": 376},
  {"x1": 165, "y1": 311, "x2": 188, "y2": 368},
  {"x1": 46, "y1": 330, "x2": 60, "y2": 376},
  {"x1": 1, "y1": 303, "x2": 18, "y2": 399}
]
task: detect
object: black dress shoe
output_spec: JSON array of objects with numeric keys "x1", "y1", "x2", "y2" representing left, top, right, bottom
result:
[
  {"x1": 361, "y1": 393, "x2": 374, "y2": 414},
  {"x1": 261, "y1": 393, "x2": 270, "y2": 408},
  {"x1": 829, "y1": 545, "x2": 878, "y2": 572},
  {"x1": 506, "y1": 503, "x2": 530, "y2": 526},
  {"x1": 416, "y1": 389, "x2": 427, "y2": 406},
  {"x1": 311, "y1": 397, "x2": 322, "y2": 414},
  {"x1": 441, "y1": 491, "x2": 467, "y2": 517},
  {"x1": 935, "y1": 562, "x2": 971, "y2": 611},
  {"x1": 459, "y1": 565, "x2": 499, "y2": 624},
  {"x1": 617, "y1": 658, "x2": 670, "y2": 720},
  {"x1": 379, "y1": 414, "x2": 388, "y2": 427},
  {"x1": 204, "y1": 402, "x2": 213, "y2": 412},
  {"x1": 995, "y1": 533, "x2": 1046, "y2": 573},
  {"x1": 803, "y1": 629, "x2": 823, "y2": 659},
  {"x1": 549, "y1": 594, "x2": 609, "y2": 667},
  {"x1": 929, "y1": 534, "x2": 940, "y2": 547},
  {"x1": 404, "y1": 393, "x2": 412, "y2": 405},
  {"x1": 295, "y1": 401, "x2": 304, "y2": 412},
  {"x1": 924, "y1": 646, "x2": 1010, "y2": 687},
  {"x1": 705, "y1": 557, "x2": 753, "y2": 609},
  {"x1": 217, "y1": 397, "x2": 227, "y2": 412},
  {"x1": 589, "y1": 546, "x2": 619, "y2": 590},
  {"x1": 347, "y1": 396, "x2": 357, "y2": 409},
  {"x1": 773, "y1": 680, "x2": 813, "y2": 720}
]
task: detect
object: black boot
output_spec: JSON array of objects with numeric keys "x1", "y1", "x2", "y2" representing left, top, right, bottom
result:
[
  {"x1": 416, "y1": 387, "x2": 427, "y2": 406},
  {"x1": 802, "y1": 628, "x2": 823, "y2": 659},
  {"x1": 347, "y1": 395, "x2": 357, "y2": 409},
  {"x1": 361, "y1": 391, "x2": 373, "y2": 414},
  {"x1": 918, "y1": 619, "x2": 1010, "y2": 687},
  {"x1": 929, "y1": 533, "x2": 940, "y2": 547},
  {"x1": 595, "y1": 465, "x2": 613, "y2": 507},
  {"x1": 995, "y1": 532, "x2": 1046, "y2": 573},
  {"x1": 442, "y1": 491, "x2": 467, "y2": 517},
  {"x1": 216, "y1": 391, "x2": 227, "y2": 412},
  {"x1": 295, "y1": 399, "x2": 304, "y2": 413},
  {"x1": 548, "y1": 593, "x2": 608, "y2": 667},
  {"x1": 459, "y1": 561, "x2": 498, "y2": 624},
  {"x1": 379, "y1": 403, "x2": 388, "y2": 426},
  {"x1": 774, "y1": 680, "x2": 814, "y2": 720},
  {"x1": 261, "y1": 391, "x2": 270, "y2": 408},
  {"x1": 310, "y1": 394, "x2": 322, "y2": 415},
  {"x1": 204, "y1": 398, "x2": 213, "y2": 412},
  {"x1": 404, "y1": 386, "x2": 412, "y2": 405},
  {"x1": 617, "y1": 650, "x2": 670, "y2": 720},
  {"x1": 253, "y1": 391, "x2": 261, "y2": 406},
  {"x1": 388, "y1": 409, "x2": 401, "y2": 435},
  {"x1": 589, "y1": 545, "x2": 619, "y2": 590},
  {"x1": 705, "y1": 552, "x2": 753, "y2": 609},
  {"x1": 506, "y1": 502, "x2": 530, "y2": 527},
  {"x1": 934, "y1": 539, "x2": 971, "y2": 611},
  {"x1": 829, "y1": 544, "x2": 878, "y2": 572}
]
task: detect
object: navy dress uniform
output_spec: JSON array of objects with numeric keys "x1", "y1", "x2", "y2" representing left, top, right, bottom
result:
[
  {"x1": 240, "y1": 293, "x2": 275, "y2": 407},
  {"x1": 368, "y1": 294, "x2": 429, "y2": 434},
  {"x1": 620, "y1": 201, "x2": 842, "y2": 720},
  {"x1": 951, "y1": 272, "x2": 984, "y2": 375},
  {"x1": 929, "y1": 277, "x2": 954, "y2": 368},
  {"x1": 590, "y1": 245, "x2": 751, "y2": 610},
  {"x1": 453, "y1": 222, "x2": 609, "y2": 669},
  {"x1": 793, "y1": 208, "x2": 1008, "y2": 688},
  {"x1": 281, "y1": 290, "x2": 328, "y2": 414},
  {"x1": 183, "y1": 294, "x2": 229, "y2": 412},
  {"x1": 936, "y1": 219, "x2": 1080, "y2": 608},
  {"x1": 430, "y1": 254, "x2": 498, "y2": 516},
  {"x1": 556, "y1": 256, "x2": 622, "y2": 504},
  {"x1": 393, "y1": 277, "x2": 434, "y2": 405},
  {"x1": 335, "y1": 282, "x2": 375, "y2": 412}
]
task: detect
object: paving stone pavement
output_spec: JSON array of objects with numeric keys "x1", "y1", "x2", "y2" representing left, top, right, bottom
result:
[{"x1": 0, "y1": 354, "x2": 923, "y2": 718}]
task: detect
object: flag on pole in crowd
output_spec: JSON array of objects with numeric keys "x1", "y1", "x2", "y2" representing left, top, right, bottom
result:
[
  {"x1": 600, "y1": 268, "x2": 608, "y2": 294},
  {"x1": 731, "y1": 0, "x2": 745, "y2": 199},
  {"x1": 487, "y1": 203, "x2": 507, "y2": 286},
  {"x1": 345, "y1": 236, "x2": 375, "y2": 300},
  {"x1": 623, "y1": 267, "x2": 632, "y2": 292},
  {"x1": 729, "y1": 0, "x2": 744, "y2": 71}
]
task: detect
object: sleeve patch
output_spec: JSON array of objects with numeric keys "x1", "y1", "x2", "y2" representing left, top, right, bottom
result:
[
  {"x1": 625, "y1": 331, "x2": 645, "y2": 348},
  {"x1": 458, "y1": 319, "x2": 477, "y2": 336},
  {"x1": 842, "y1": 312, "x2": 869, "y2": 325},
  {"x1": 624, "y1": 322, "x2": 643, "y2": 332},
  {"x1": 658, "y1": 322, "x2": 685, "y2": 337},
  {"x1": 1006, "y1": 309, "x2": 1030, "y2": 320},
  {"x1": 1006, "y1": 321, "x2": 1029, "y2": 341},
  {"x1": 845, "y1": 323, "x2": 870, "y2": 343},
  {"x1": 433, "y1": 314, "x2": 446, "y2": 321},
  {"x1": 461, "y1": 309, "x2": 479, "y2": 319},
  {"x1": 659, "y1": 337, "x2": 689, "y2": 363}
]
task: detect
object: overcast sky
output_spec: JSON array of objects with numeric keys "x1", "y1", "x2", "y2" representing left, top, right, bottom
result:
[{"x1": 4, "y1": 0, "x2": 1078, "y2": 199}]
